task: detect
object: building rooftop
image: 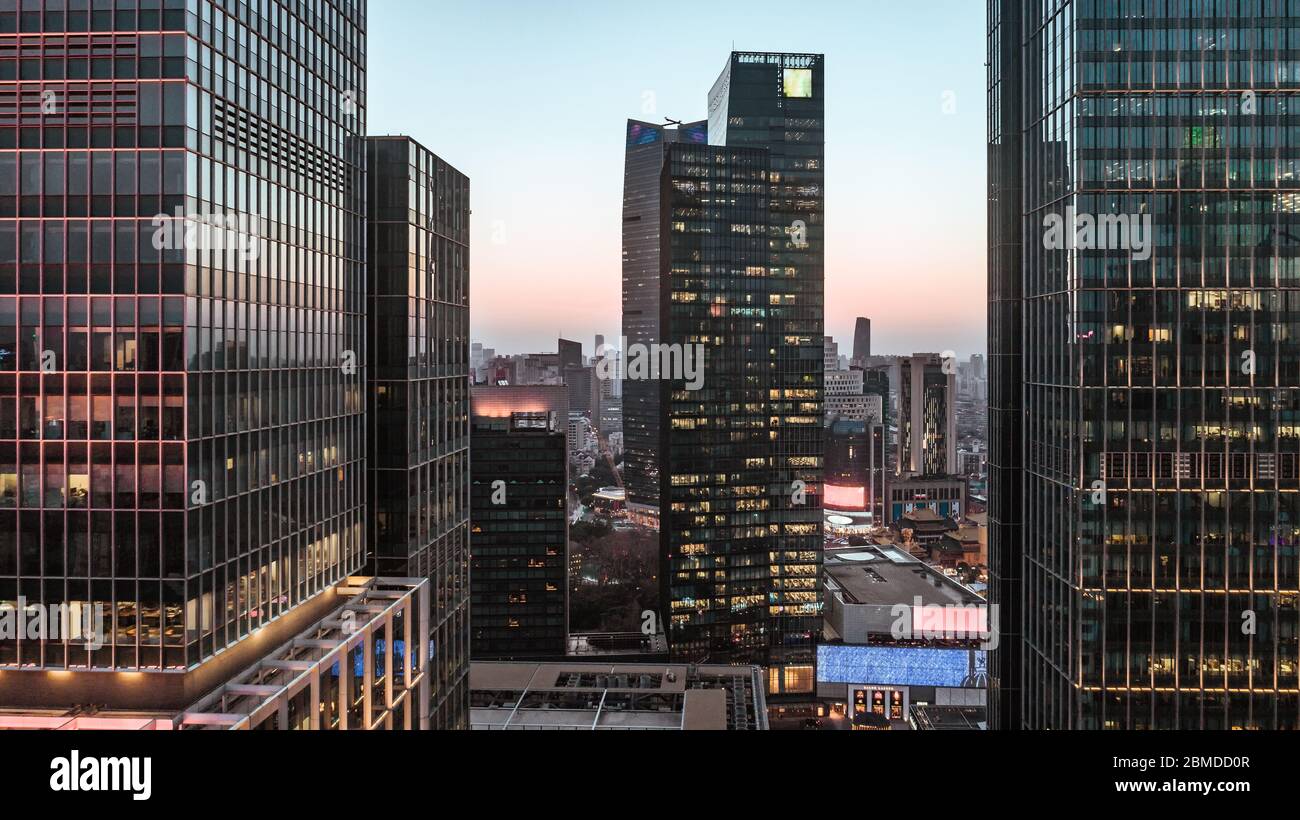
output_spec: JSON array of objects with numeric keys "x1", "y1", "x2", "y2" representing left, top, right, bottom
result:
[
  {"x1": 0, "y1": 709, "x2": 173, "y2": 730},
  {"x1": 178, "y1": 578, "x2": 429, "y2": 730},
  {"x1": 566, "y1": 631, "x2": 668, "y2": 658},
  {"x1": 909, "y1": 704, "x2": 988, "y2": 731},
  {"x1": 469, "y1": 661, "x2": 767, "y2": 730},
  {"x1": 824, "y1": 545, "x2": 984, "y2": 608}
]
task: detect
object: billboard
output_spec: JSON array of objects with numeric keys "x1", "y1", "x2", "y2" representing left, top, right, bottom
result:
[{"x1": 817, "y1": 644, "x2": 987, "y2": 688}]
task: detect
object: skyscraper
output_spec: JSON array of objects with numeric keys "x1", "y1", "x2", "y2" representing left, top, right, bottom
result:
[
  {"x1": 648, "y1": 52, "x2": 824, "y2": 697},
  {"x1": 0, "y1": 0, "x2": 367, "y2": 708},
  {"x1": 853, "y1": 317, "x2": 871, "y2": 362},
  {"x1": 660, "y1": 139, "x2": 776, "y2": 670},
  {"x1": 990, "y1": 1, "x2": 1300, "y2": 729},
  {"x1": 896, "y1": 353, "x2": 957, "y2": 478},
  {"x1": 710, "y1": 52, "x2": 825, "y2": 697},
  {"x1": 621, "y1": 118, "x2": 707, "y2": 528},
  {"x1": 365, "y1": 135, "x2": 471, "y2": 729},
  {"x1": 987, "y1": 0, "x2": 1024, "y2": 732}
]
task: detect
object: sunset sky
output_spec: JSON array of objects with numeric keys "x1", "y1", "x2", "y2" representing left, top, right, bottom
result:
[{"x1": 368, "y1": 0, "x2": 987, "y2": 358}]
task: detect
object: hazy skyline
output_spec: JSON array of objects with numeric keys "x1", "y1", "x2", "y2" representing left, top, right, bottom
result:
[{"x1": 370, "y1": 0, "x2": 987, "y2": 357}]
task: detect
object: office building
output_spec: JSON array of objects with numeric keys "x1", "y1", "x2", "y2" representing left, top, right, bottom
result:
[
  {"x1": 469, "y1": 385, "x2": 568, "y2": 660},
  {"x1": 0, "y1": 0, "x2": 367, "y2": 710},
  {"x1": 896, "y1": 353, "x2": 957, "y2": 477},
  {"x1": 642, "y1": 52, "x2": 825, "y2": 694},
  {"x1": 365, "y1": 136, "x2": 471, "y2": 729},
  {"x1": 695, "y1": 50, "x2": 825, "y2": 696},
  {"x1": 988, "y1": 1, "x2": 1300, "y2": 729},
  {"x1": 853, "y1": 317, "x2": 871, "y2": 362},
  {"x1": 862, "y1": 365, "x2": 891, "y2": 428},
  {"x1": 621, "y1": 118, "x2": 707, "y2": 526},
  {"x1": 825, "y1": 417, "x2": 886, "y2": 524},
  {"x1": 557, "y1": 338, "x2": 582, "y2": 370},
  {"x1": 660, "y1": 138, "x2": 780, "y2": 669},
  {"x1": 986, "y1": 1, "x2": 1025, "y2": 735}
]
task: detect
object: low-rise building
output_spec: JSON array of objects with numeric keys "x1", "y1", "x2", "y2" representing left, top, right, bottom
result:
[
  {"x1": 819, "y1": 545, "x2": 989, "y2": 729},
  {"x1": 469, "y1": 661, "x2": 767, "y2": 730}
]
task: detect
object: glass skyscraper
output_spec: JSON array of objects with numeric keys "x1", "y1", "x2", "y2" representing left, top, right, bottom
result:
[
  {"x1": 709, "y1": 52, "x2": 824, "y2": 695},
  {"x1": 646, "y1": 52, "x2": 824, "y2": 697},
  {"x1": 621, "y1": 118, "x2": 707, "y2": 524},
  {"x1": 365, "y1": 135, "x2": 470, "y2": 729},
  {"x1": 0, "y1": 0, "x2": 367, "y2": 705},
  {"x1": 990, "y1": 0, "x2": 1300, "y2": 729},
  {"x1": 661, "y1": 140, "x2": 774, "y2": 668}
]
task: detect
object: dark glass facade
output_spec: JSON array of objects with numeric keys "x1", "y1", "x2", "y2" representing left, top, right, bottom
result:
[
  {"x1": 365, "y1": 135, "x2": 469, "y2": 729},
  {"x1": 621, "y1": 119, "x2": 707, "y2": 517},
  {"x1": 703, "y1": 51, "x2": 825, "y2": 696},
  {"x1": 469, "y1": 385, "x2": 568, "y2": 659},
  {"x1": 0, "y1": 0, "x2": 367, "y2": 675},
  {"x1": 993, "y1": 0, "x2": 1300, "y2": 729},
  {"x1": 853, "y1": 316, "x2": 870, "y2": 362},
  {"x1": 987, "y1": 0, "x2": 1025, "y2": 731},
  {"x1": 660, "y1": 141, "x2": 775, "y2": 671}
]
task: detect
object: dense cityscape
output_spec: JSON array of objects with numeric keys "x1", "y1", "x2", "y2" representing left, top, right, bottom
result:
[{"x1": 0, "y1": 2, "x2": 1293, "y2": 800}]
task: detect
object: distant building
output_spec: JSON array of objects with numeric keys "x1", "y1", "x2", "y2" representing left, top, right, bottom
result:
[
  {"x1": 598, "y1": 397, "x2": 623, "y2": 440},
  {"x1": 558, "y1": 338, "x2": 583, "y2": 369},
  {"x1": 853, "y1": 317, "x2": 872, "y2": 362},
  {"x1": 564, "y1": 364, "x2": 598, "y2": 415},
  {"x1": 824, "y1": 336, "x2": 840, "y2": 372},
  {"x1": 567, "y1": 412, "x2": 595, "y2": 458},
  {"x1": 884, "y1": 473, "x2": 968, "y2": 527},
  {"x1": 825, "y1": 418, "x2": 887, "y2": 524},
  {"x1": 958, "y1": 448, "x2": 987, "y2": 478},
  {"x1": 896, "y1": 353, "x2": 957, "y2": 477},
  {"x1": 862, "y1": 366, "x2": 892, "y2": 428}
]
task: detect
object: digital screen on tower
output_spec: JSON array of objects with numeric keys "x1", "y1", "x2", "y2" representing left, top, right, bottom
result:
[{"x1": 783, "y1": 67, "x2": 813, "y2": 98}]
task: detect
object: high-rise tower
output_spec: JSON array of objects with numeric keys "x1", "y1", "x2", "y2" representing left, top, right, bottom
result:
[
  {"x1": 365, "y1": 135, "x2": 470, "y2": 729},
  {"x1": 656, "y1": 52, "x2": 824, "y2": 697},
  {"x1": 853, "y1": 317, "x2": 871, "y2": 362},
  {"x1": 621, "y1": 119, "x2": 707, "y2": 528},
  {"x1": 990, "y1": 1, "x2": 1300, "y2": 730},
  {"x1": 0, "y1": 0, "x2": 367, "y2": 710}
]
